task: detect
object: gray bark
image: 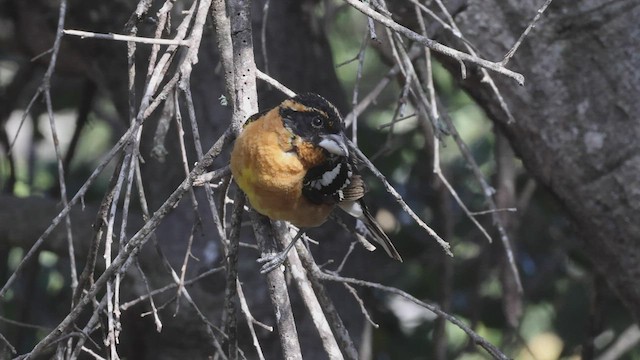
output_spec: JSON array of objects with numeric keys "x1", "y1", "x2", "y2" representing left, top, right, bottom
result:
[{"x1": 441, "y1": 0, "x2": 640, "y2": 320}]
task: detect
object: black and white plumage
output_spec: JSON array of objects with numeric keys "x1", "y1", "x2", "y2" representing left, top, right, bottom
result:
[
  {"x1": 302, "y1": 153, "x2": 403, "y2": 262},
  {"x1": 303, "y1": 156, "x2": 353, "y2": 204}
]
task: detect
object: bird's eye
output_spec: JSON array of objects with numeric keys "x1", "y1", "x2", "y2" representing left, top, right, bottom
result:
[{"x1": 311, "y1": 116, "x2": 324, "y2": 128}]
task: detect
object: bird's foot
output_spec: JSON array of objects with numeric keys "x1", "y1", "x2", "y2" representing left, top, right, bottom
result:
[{"x1": 257, "y1": 252, "x2": 288, "y2": 274}]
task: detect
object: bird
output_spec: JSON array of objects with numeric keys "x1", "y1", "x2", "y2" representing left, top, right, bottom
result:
[{"x1": 230, "y1": 93, "x2": 402, "y2": 272}]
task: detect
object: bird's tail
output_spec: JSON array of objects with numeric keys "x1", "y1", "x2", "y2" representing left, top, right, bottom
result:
[{"x1": 360, "y1": 204, "x2": 402, "y2": 262}]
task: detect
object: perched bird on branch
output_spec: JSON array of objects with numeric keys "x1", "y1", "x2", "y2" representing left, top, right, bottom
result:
[{"x1": 230, "y1": 93, "x2": 402, "y2": 272}]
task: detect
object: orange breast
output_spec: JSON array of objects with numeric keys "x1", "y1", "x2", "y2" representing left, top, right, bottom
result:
[{"x1": 230, "y1": 109, "x2": 333, "y2": 227}]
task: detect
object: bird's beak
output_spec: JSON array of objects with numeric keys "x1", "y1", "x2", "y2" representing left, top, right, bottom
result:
[{"x1": 318, "y1": 134, "x2": 349, "y2": 157}]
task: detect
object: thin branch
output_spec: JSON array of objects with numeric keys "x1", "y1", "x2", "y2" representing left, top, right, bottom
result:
[
  {"x1": 597, "y1": 325, "x2": 640, "y2": 360},
  {"x1": 435, "y1": 169, "x2": 492, "y2": 242},
  {"x1": 20, "y1": 129, "x2": 233, "y2": 358},
  {"x1": 7, "y1": 84, "x2": 41, "y2": 155},
  {"x1": 81, "y1": 346, "x2": 106, "y2": 360},
  {"x1": 69, "y1": 295, "x2": 108, "y2": 359},
  {"x1": 494, "y1": 131, "x2": 525, "y2": 300},
  {"x1": 343, "y1": 0, "x2": 525, "y2": 85},
  {"x1": 256, "y1": 69, "x2": 296, "y2": 97},
  {"x1": 440, "y1": 112, "x2": 523, "y2": 292},
  {"x1": 250, "y1": 215, "x2": 302, "y2": 359},
  {"x1": 63, "y1": 29, "x2": 191, "y2": 46},
  {"x1": 0, "y1": 101, "x2": 137, "y2": 300},
  {"x1": 316, "y1": 271, "x2": 510, "y2": 360},
  {"x1": 237, "y1": 282, "x2": 269, "y2": 360},
  {"x1": 41, "y1": 0, "x2": 78, "y2": 305},
  {"x1": 343, "y1": 283, "x2": 379, "y2": 328},
  {"x1": 273, "y1": 223, "x2": 344, "y2": 359},
  {"x1": 172, "y1": 90, "x2": 202, "y2": 313},
  {"x1": 0, "y1": 332, "x2": 16, "y2": 355},
  {"x1": 134, "y1": 262, "x2": 162, "y2": 332},
  {"x1": 349, "y1": 142, "x2": 451, "y2": 255},
  {"x1": 0, "y1": 316, "x2": 51, "y2": 331},
  {"x1": 470, "y1": 208, "x2": 517, "y2": 216},
  {"x1": 429, "y1": 0, "x2": 517, "y2": 124},
  {"x1": 120, "y1": 266, "x2": 225, "y2": 310},
  {"x1": 178, "y1": 0, "x2": 213, "y2": 89},
  {"x1": 343, "y1": 46, "x2": 422, "y2": 127},
  {"x1": 260, "y1": 0, "x2": 271, "y2": 76},
  {"x1": 294, "y1": 240, "x2": 361, "y2": 360},
  {"x1": 144, "y1": 0, "x2": 176, "y2": 83},
  {"x1": 502, "y1": 0, "x2": 554, "y2": 65},
  {"x1": 138, "y1": 0, "x2": 197, "y2": 122},
  {"x1": 223, "y1": 192, "x2": 246, "y2": 360},
  {"x1": 351, "y1": 29, "x2": 370, "y2": 146}
]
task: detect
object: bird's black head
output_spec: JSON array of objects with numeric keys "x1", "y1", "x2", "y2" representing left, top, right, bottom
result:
[{"x1": 280, "y1": 93, "x2": 349, "y2": 157}]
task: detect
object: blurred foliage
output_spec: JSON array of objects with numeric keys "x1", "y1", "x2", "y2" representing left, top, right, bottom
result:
[{"x1": 323, "y1": 3, "x2": 640, "y2": 360}]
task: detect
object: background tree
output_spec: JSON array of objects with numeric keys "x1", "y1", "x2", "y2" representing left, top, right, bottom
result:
[{"x1": 1, "y1": 0, "x2": 639, "y2": 359}]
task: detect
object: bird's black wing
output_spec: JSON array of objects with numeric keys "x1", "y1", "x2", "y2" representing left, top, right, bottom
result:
[
  {"x1": 302, "y1": 156, "x2": 353, "y2": 205},
  {"x1": 305, "y1": 159, "x2": 403, "y2": 262}
]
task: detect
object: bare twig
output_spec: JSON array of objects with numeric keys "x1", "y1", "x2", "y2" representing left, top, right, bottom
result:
[
  {"x1": 172, "y1": 90, "x2": 201, "y2": 313},
  {"x1": 120, "y1": 266, "x2": 224, "y2": 310},
  {"x1": 237, "y1": 282, "x2": 269, "y2": 360},
  {"x1": 294, "y1": 241, "x2": 361, "y2": 360},
  {"x1": 134, "y1": 262, "x2": 162, "y2": 332},
  {"x1": 0, "y1": 332, "x2": 16, "y2": 355},
  {"x1": 408, "y1": 0, "x2": 461, "y2": 40},
  {"x1": 69, "y1": 296, "x2": 107, "y2": 359},
  {"x1": 21, "y1": 129, "x2": 232, "y2": 358},
  {"x1": 256, "y1": 69, "x2": 296, "y2": 97},
  {"x1": 349, "y1": 142, "x2": 451, "y2": 255},
  {"x1": 273, "y1": 223, "x2": 344, "y2": 359},
  {"x1": 351, "y1": 29, "x2": 370, "y2": 146},
  {"x1": 144, "y1": 0, "x2": 176, "y2": 82},
  {"x1": 260, "y1": 0, "x2": 271, "y2": 76},
  {"x1": 0, "y1": 316, "x2": 51, "y2": 331},
  {"x1": 178, "y1": 0, "x2": 213, "y2": 89},
  {"x1": 41, "y1": 0, "x2": 78, "y2": 305},
  {"x1": 103, "y1": 155, "x2": 129, "y2": 360},
  {"x1": 495, "y1": 131, "x2": 524, "y2": 317},
  {"x1": 0, "y1": 102, "x2": 136, "y2": 300},
  {"x1": 223, "y1": 193, "x2": 246, "y2": 359},
  {"x1": 367, "y1": 17, "x2": 377, "y2": 41},
  {"x1": 430, "y1": 0, "x2": 517, "y2": 125},
  {"x1": 343, "y1": 46, "x2": 422, "y2": 127},
  {"x1": 470, "y1": 208, "x2": 517, "y2": 216},
  {"x1": 7, "y1": 85, "x2": 42, "y2": 155},
  {"x1": 316, "y1": 271, "x2": 510, "y2": 360},
  {"x1": 343, "y1": 0, "x2": 525, "y2": 85},
  {"x1": 502, "y1": 0, "x2": 554, "y2": 65},
  {"x1": 597, "y1": 325, "x2": 640, "y2": 360},
  {"x1": 250, "y1": 215, "x2": 302, "y2": 359},
  {"x1": 343, "y1": 283, "x2": 379, "y2": 328},
  {"x1": 63, "y1": 29, "x2": 191, "y2": 46},
  {"x1": 81, "y1": 346, "x2": 106, "y2": 360},
  {"x1": 441, "y1": 113, "x2": 523, "y2": 292}
]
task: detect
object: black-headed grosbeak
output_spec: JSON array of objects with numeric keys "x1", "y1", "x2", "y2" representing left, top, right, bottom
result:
[{"x1": 231, "y1": 93, "x2": 402, "y2": 269}]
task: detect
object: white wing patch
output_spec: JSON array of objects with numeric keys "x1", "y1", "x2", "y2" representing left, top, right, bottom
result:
[
  {"x1": 304, "y1": 160, "x2": 353, "y2": 203},
  {"x1": 338, "y1": 200, "x2": 364, "y2": 218},
  {"x1": 321, "y1": 163, "x2": 342, "y2": 186}
]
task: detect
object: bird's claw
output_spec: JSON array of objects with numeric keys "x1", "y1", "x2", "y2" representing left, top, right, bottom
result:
[{"x1": 257, "y1": 252, "x2": 288, "y2": 274}]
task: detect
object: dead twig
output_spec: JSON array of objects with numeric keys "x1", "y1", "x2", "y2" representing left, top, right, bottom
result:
[
  {"x1": 343, "y1": 0, "x2": 525, "y2": 85},
  {"x1": 63, "y1": 29, "x2": 190, "y2": 46}
]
